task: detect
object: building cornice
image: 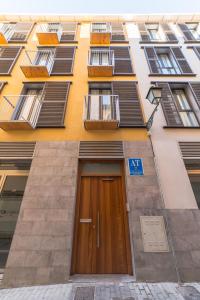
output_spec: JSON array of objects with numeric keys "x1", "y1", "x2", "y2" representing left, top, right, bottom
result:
[{"x1": 0, "y1": 13, "x2": 199, "y2": 23}]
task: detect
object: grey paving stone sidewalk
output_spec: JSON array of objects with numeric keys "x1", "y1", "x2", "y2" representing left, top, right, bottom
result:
[{"x1": 1, "y1": 282, "x2": 200, "y2": 300}]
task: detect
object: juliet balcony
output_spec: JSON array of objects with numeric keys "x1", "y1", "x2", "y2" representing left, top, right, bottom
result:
[
  {"x1": 84, "y1": 94, "x2": 120, "y2": 130},
  {"x1": 0, "y1": 94, "x2": 43, "y2": 130},
  {"x1": 36, "y1": 23, "x2": 62, "y2": 45},
  {"x1": 88, "y1": 49, "x2": 114, "y2": 77},
  {"x1": 20, "y1": 49, "x2": 55, "y2": 78},
  {"x1": 90, "y1": 23, "x2": 111, "y2": 44},
  {"x1": 0, "y1": 23, "x2": 14, "y2": 44}
]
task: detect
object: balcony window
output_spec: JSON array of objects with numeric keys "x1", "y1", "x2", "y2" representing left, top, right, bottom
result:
[
  {"x1": 0, "y1": 23, "x2": 15, "y2": 42},
  {"x1": 34, "y1": 50, "x2": 54, "y2": 71},
  {"x1": 36, "y1": 23, "x2": 62, "y2": 44},
  {"x1": 187, "y1": 23, "x2": 200, "y2": 40},
  {"x1": 84, "y1": 84, "x2": 119, "y2": 130},
  {"x1": 189, "y1": 175, "x2": 200, "y2": 208},
  {"x1": 91, "y1": 23, "x2": 110, "y2": 33},
  {"x1": 0, "y1": 88, "x2": 43, "y2": 130},
  {"x1": 88, "y1": 49, "x2": 114, "y2": 76},
  {"x1": 20, "y1": 49, "x2": 55, "y2": 78},
  {"x1": 90, "y1": 23, "x2": 111, "y2": 44},
  {"x1": 157, "y1": 50, "x2": 180, "y2": 74},
  {"x1": 172, "y1": 89, "x2": 199, "y2": 127}
]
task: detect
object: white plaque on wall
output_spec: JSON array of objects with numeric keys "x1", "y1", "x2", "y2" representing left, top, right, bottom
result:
[{"x1": 140, "y1": 216, "x2": 169, "y2": 252}]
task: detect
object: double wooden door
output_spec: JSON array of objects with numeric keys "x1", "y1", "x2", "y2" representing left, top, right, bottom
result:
[{"x1": 72, "y1": 175, "x2": 132, "y2": 274}]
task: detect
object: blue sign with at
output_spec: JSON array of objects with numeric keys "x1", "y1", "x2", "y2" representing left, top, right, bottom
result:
[{"x1": 128, "y1": 158, "x2": 144, "y2": 176}]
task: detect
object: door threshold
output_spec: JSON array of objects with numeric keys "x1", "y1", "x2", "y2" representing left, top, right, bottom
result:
[{"x1": 69, "y1": 274, "x2": 136, "y2": 283}]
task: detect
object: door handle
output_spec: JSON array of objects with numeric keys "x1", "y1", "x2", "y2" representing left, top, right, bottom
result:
[
  {"x1": 97, "y1": 211, "x2": 100, "y2": 248},
  {"x1": 80, "y1": 218, "x2": 92, "y2": 223}
]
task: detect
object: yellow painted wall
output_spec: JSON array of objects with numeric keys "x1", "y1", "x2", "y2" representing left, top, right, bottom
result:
[{"x1": 0, "y1": 22, "x2": 148, "y2": 142}]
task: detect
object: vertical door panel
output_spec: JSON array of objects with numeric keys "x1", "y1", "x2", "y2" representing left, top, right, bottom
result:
[
  {"x1": 74, "y1": 177, "x2": 97, "y2": 273},
  {"x1": 97, "y1": 177, "x2": 128, "y2": 273}
]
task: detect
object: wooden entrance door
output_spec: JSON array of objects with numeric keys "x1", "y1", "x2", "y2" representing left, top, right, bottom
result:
[{"x1": 72, "y1": 168, "x2": 132, "y2": 274}]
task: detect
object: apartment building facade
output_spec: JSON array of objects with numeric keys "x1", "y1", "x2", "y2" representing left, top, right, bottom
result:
[{"x1": 0, "y1": 14, "x2": 199, "y2": 288}]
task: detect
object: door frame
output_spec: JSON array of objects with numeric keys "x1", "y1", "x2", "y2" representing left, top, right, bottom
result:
[{"x1": 70, "y1": 158, "x2": 133, "y2": 275}]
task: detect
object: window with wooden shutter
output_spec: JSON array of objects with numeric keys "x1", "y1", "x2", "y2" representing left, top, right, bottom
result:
[
  {"x1": 156, "y1": 82, "x2": 200, "y2": 127},
  {"x1": 193, "y1": 47, "x2": 200, "y2": 60},
  {"x1": 162, "y1": 24, "x2": 178, "y2": 42},
  {"x1": 178, "y1": 23, "x2": 200, "y2": 42},
  {"x1": 144, "y1": 46, "x2": 193, "y2": 75},
  {"x1": 110, "y1": 46, "x2": 133, "y2": 75},
  {"x1": 36, "y1": 82, "x2": 70, "y2": 127},
  {"x1": 0, "y1": 46, "x2": 22, "y2": 75},
  {"x1": 51, "y1": 46, "x2": 76, "y2": 75},
  {"x1": 190, "y1": 82, "x2": 200, "y2": 108},
  {"x1": 139, "y1": 23, "x2": 177, "y2": 43},
  {"x1": 9, "y1": 23, "x2": 33, "y2": 42},
  {"x1": 0, "y1": 82, "x2": 6, "y2": 93},
  {"x1": 111, "y1": 23, "x2": 126, "y2": 42},
  {"x1": 112, "y1": 81, "x2": 144, "y2": 127},
  {"x1": 171, "y1": 47, "x2": 193, "y2": 74},
  {"x1": 138, "y1": 23, "x2": 150, "y2": 42},
  {"x1": 60, "y1": 23, "x2": 77, "y2": 42},
  {"x1": 156, "y1": 82, "x2": 183, "y2": 127}
]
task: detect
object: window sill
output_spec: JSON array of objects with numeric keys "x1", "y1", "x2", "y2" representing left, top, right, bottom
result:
[
  {"x1": 60, "y1": 40, "x2": 78, "y2": 44},
  {"x1": 149, "y1": 73, "x2": 196, "y2": 77},
  {"x1": 111, "y1": 40, "x2": 129, "y2": 44},
  {"x1": 184, "y1": 40, "x2": 200, "y2": 44},
  {"x1": 163, "y1": 126, "x2": 200, "y2": 129},
  {"x1": 140, "y1": 40, "x2": 178, "y2": 44}
]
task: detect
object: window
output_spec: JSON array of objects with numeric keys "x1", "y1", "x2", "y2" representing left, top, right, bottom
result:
[
  {"x1": 187, "y1": 23, "x2": 200, "y2": 40},
  {"x1": 34, "y1": 49, "x2": 54, "y2": 71},
  {"x1": 89, "y1": 84, "x2": 112, "y2": 120},
  {"x1": 0, "y1": 23, "x2": 15, "y2": 40},
  {"x1": 12, "y1": 87, "x2": 43, "y2": 128},
  {"x1": 0, "y1": 173, "x2": 28, "y2": 270},
  {"x1": 146, "y1": 24, "x2": 161, "y2": 41},
  {"x1": 189, "y1": 175, "x2": 200, "y2": 208},
  {"x1": 90, "y1": 48, "x2": 112, "y2": 66},
  {"x1": 47, "y1": 23, "x2": 60, "y2": 33},
  {"x1": 172, "y1": 89, "x2": 198, "y2": 127},
  {"x1": 92, "y1": 23, "x2": 109, "y2": 33},
  {"x1": 157, "y1": 50, "x2": 180, "y2": 74}
]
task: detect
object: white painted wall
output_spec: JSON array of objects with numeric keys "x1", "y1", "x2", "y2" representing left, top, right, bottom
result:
[{"x1": 126, "y1": 21, "x2": 200, "y2": 209}]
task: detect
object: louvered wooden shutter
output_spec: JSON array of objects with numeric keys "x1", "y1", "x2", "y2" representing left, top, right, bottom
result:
[
  {"x1": 171, "y1": 47, "x2": 193, "y2": 74},
  {"x1": 178, "y1": 23, "x2": 194, "y2": 41},
  {"x1": 0, "y1": 81, "x2": 6, "y2": 92},
  {"x1": 9, "y1": 23, "x2": 33, "y2": 42},
  {"x1": 138, "y1": 23, "x2": 150, "y2": 41},
  {"x1": 162, "y1": 23, "x2": 177, "y2": 41},
  {"x1": 190, "y1": 82, "x2": 200, "y2": 108},
  {"x1": 37, "y1": 82, "x2": 70, "y2": 127},
  {"x1": 51, "y1": 46, "x2": 76, "y2": 75},
  {"x1": 144, "y1": 47, "x2": 160, "y2": 74},
  {"x1": 110, "y1": 46, "x2": 133, "y2": 75},
  {"x1": 0, "y1": 46, "x2": 22, "y2": 75},
  {"x1": 111, "y1": 23, "x2": 125, "y2": 42},
  {"x1": 156, "y1": 82, "x2": 183, "y2": 127},
  {"x1": 112, "y1": 81, "x2": 144, "y2": 127},
  {"x1": 60, "y1": 22, "x2": 77, "y2": 42},
  {"x1": 193, "y1": 47, "x2": 200, "y2": 59}
]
